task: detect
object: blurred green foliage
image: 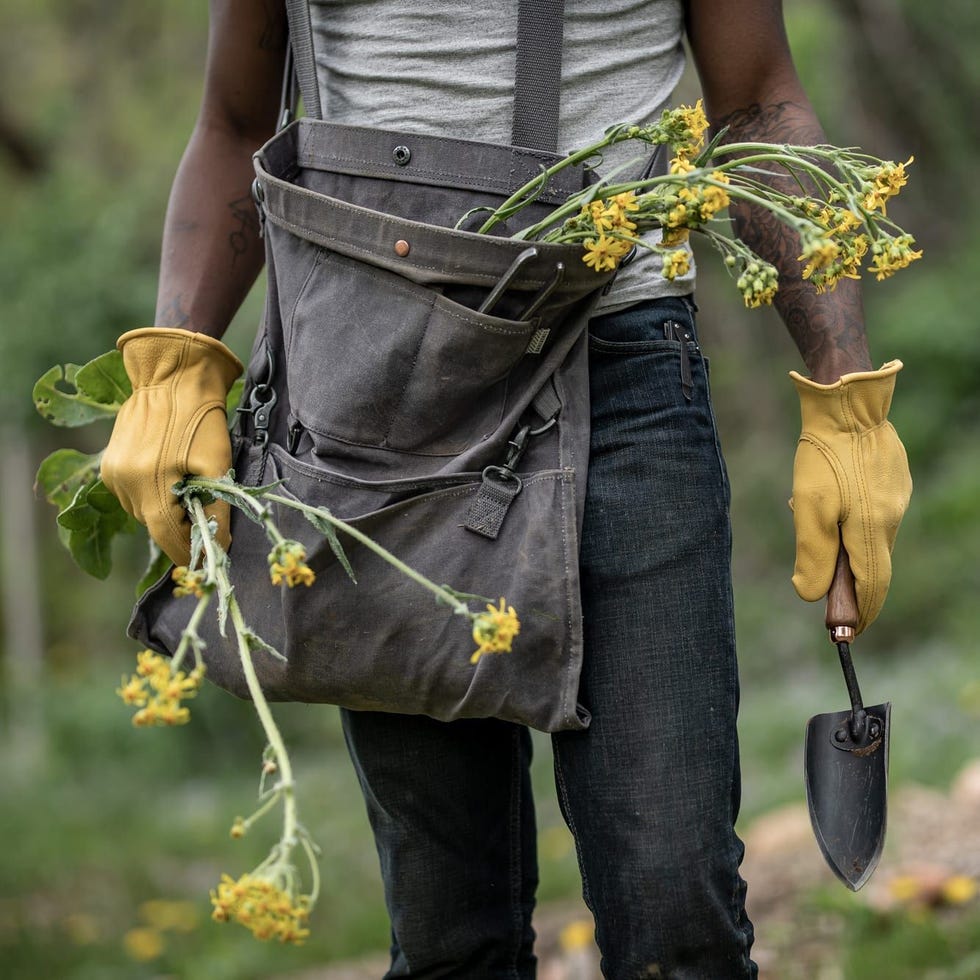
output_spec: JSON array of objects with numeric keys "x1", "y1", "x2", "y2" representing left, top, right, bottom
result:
[{"x1": 1, "y1": 0, "x2": 978, "y2": 976}]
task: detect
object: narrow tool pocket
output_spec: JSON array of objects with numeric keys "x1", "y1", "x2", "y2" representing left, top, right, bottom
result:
[{"x1": 284, "y1": 248, "x2": 537, "y2": 455}]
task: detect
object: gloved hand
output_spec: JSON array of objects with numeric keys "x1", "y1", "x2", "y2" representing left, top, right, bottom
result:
[
  {"x1": 789, "y1": 360, "x2": 912, "y2": 633},
  {"x1": 101, "y1": 328, "x2": 243, "y2": 567}
]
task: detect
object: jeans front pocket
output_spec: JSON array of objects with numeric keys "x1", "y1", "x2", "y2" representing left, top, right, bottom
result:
[{"x1": 285, "y1": 249, "x2": 536, "y2": 456}]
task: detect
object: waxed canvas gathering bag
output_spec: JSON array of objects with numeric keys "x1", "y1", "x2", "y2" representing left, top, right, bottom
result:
[{"x1": 129, "y1": 0, "x2": 642, "y2": 732}]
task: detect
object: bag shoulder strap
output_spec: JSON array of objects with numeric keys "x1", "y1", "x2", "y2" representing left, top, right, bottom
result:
[
  {"x1": 283, "y1": 0, "x2": 565, "y2": 152},
  {"x1": 511, "y1": 0, "x2": 565, "y2": 152}
]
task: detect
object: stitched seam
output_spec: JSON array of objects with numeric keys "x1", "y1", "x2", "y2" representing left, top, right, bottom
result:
[
  {"x1": 286, "y1": 247, "x2": 327, "y2": 361},
  {"x1": 799, "y1": 433, "x2": 850, "y2": 520},
  {"x1": 379, "y1": 296, "x2": 434, "y2": 448},
  {"x1": 155, "y1": 346, "x2": 188, "y2": 545},
  {"x1": 263, "y1": 204, "x2": 556, "y2": 284},
  {"x1": 296, "y1": 247, "x2": 536, "y2": 335}
]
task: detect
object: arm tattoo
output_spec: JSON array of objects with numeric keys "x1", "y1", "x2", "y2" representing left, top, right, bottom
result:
[
  {"x1": 715, "y1": 101, "x2": 870, "y2": 376},
  {"x1": 156, "y1": 294, "x2": 191, "y2": 328},
  {"x1": 228, "y1": 195, "x2": 260, "y2": 268}
]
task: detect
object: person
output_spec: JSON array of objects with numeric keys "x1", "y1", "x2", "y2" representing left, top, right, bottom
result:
[{"x1": 101, "y1": 1, "x2": 912, "y2": 976}]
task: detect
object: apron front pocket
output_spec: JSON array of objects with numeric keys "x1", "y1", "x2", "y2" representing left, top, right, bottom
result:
[{"x1": 285, "y1": 249, "x2": 536, "y2": 455}]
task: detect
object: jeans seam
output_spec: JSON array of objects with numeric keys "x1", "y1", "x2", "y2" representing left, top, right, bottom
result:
[{"x1": 551, "y1": 745, "x2": 593, "y2": 913}]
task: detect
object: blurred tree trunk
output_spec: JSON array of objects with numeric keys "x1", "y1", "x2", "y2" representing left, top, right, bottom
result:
[
  {"x1": 1, "y1": 425, "x2": 46, "y2": 771},
  {"x1": 0, "y1": 104, "x2": 46, "y2": 176}
]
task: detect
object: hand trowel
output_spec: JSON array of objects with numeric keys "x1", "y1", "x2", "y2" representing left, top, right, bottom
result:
[{"x1": 804, "y1": 543, "x2": 891, "y2": 891}]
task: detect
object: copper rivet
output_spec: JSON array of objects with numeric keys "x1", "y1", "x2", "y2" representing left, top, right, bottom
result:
[{"x1": 394, "y1": 239, "x2": 410, "y2": 257}]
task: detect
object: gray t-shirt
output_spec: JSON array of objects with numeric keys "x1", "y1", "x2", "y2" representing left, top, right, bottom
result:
[{"x1": 308, "y1": 0, "x2": 695, "y2": 311}]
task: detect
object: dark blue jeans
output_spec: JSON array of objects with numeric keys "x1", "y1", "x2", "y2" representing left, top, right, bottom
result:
[{"x1": 341, "y1": 296, "x2": 756, "y2": 978}]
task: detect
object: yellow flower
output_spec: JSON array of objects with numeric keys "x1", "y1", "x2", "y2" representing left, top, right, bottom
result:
[
  {"x1": 135, "y1": 649, "x2": 169, "y2": 679},
  {"x1": 123, "y1": 651, "x2": 201, "y2": 726},
  {"x1": 736, "y1": 261, "x2": 780, "y2": 308},
  {"x1": 862, "y1": 156, "x2": 913, "y2": 213},
  {"x1": 942, "y1": 875, "x2": 978, "y2": 906},
  {"x1": 210, "y1": 873, "x2": 311, "y2": 945},
  {"x1": 471, "y1": 598, "x2": 521, "y2": 664},
  {"x1": 603, "y1": 202, "x2": 638, "y2": 234},
  {"x1": 670, "y1": 157, "x2": 695, "y2": 175},
  {"x1": 799, "y1": 237, "x2": 841, "y2": 281},
  {"x1": 869, "y1": 234, "x2": 923, "y2": 280},
  {"x1": 889, "y1": 875, "x2": 921, "y2": 903},
  {"x1": 700, "y1": 180, "x2": 730, "y2": 217},
  {"x1": 666, "y1": 203, "x2": 688, "y2": 229},
  {"x1": 662, "y1": 249, "x2": 690, "y2": 281},
  {"x1": 585, "y1": 199, "x2": 614, "y2": 231},
  {"x1": 116, "y1": 675, "x2": 148, "y2": 707},
  {"x1": 666, "y1": 99, "x2": 709, "y2": 158},
  {"x1": 610, "y1": 191, "x2": 640, "y2": 214},
  {"x1": 582, "y1": 234, "x2": 624, "y2": 272},
  {"x1": 230, "y1": 816, "x2": 247, "y2": 839},
  {"x1": 155, "y1": 701, "x2": 191, "y2": 726},
  {"x1": 123, "y1": 926, "x2": 165, "y2": 962},
  {"x1": 171, "y1": 565, "x2": 209, "y2": 599},
  {"x1": 138, "y1": 899, "x2": 199, "y2": 933},
  {"x1": 268, "y1": 540, "x2": 316, "y2": 588},
  {"x1": 661, "y1": 226, "x2": 690, "y2": 247},
  {"x1": 559, "y1": 919, "x2": 595, "y2": 952}
]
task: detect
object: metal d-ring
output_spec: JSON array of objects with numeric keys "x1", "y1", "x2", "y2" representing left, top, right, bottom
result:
[{"x1": 481, "y1": 464, "x2": 524, "y2": 493}]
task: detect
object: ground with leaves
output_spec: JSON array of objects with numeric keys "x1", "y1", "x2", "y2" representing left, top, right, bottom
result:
[{"x1": 274, "y1": 760, "x2": 980, "y2": 980}]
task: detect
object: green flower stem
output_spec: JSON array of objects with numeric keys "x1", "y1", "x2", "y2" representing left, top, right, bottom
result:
[
  {"x1": 241, "y1": 786, "x2": 284, "y2": 832},
  {"x1": 703, "y1": 147, "x2": 855, "y2": 201},
  {"x1": 186, "y1": 497, "x2": 300, "y2": 859},
  {"x1": 171, "y1": 591, "x2": 211, "y2": 673},
  {"x1": 476, "y1": 125, "x2": 645, "y2": 235},
  {"x1": 299, "y1": 832, "x2": 321, "y2": 904},
  {"x1": 225, "y1": 581, "x2": 299, "y2": 848},
  {"x1": 265, "y1": 492, "x2": 471, "y2": 617},
  {"x1": 185, "y1": 476, "x2": 472, "y2": 619}
]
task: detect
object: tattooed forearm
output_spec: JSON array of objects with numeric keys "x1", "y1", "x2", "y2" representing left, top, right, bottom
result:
[
  {"x1": 716, "y1": 101, "x2": 872, "y2": 379},
  {"x1": 156, "y1": 293, "x2": 191, "y2": 328},
  {"x1": 228, "y1": 194, "x2": 260, "y2": 267}
]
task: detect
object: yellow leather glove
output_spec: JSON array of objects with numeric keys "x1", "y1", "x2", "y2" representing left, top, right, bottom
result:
[
  {"x1": 101, "y1": 328, "x2": 243, "y2": 567},
  {"x1": 790, "y1": 360, "x2": 912, "y2": 633}
]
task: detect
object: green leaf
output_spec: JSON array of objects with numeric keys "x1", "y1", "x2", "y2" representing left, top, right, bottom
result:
[
  {"x1": 303, "y1": 509, "x2": 357, "y2": 584},
  {"x1": 33, "y1": 350, "x2": 131, "y2": 427},
  {"x1": 35, "y1": 447, "x2": 104, "y2": 511},
  {"x1": 226, "y1": 376, "x2": 244, "y2": 416},
  {"x1": 136, "y1": 546, "x2": 172, "y2": 598},
  {"x1": 57, "y1": 479, "x2": 134, "y2": 578}
]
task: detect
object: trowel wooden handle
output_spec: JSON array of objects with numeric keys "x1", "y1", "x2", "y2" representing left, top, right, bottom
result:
[{"x1": 825, "y1": 541, "x2": 859, "y2": 640}]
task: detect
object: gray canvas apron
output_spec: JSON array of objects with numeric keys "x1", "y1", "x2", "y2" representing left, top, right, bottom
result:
[{"x1": 129, "y1": 0, "x2": 655, "y2": 732}]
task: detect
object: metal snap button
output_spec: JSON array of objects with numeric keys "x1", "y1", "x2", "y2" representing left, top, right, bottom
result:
[
  {"x1": 394, "y1": 240, "x2": 411, "y2": 257},
  {"x1": 392, "y1": 145, "x2": 411, "y2": 166}
]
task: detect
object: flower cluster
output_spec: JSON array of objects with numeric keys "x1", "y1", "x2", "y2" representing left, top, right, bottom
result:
[
  {"x1": 116, "y1": 649, "x2": 204, "y2": 727},
  {"x1": 210, "y1": 873, "x2": 311, "y2": 944},
  {"x1": 171, "y1": 564, "x2": 209, "y2": 598},
  {"x1": 860, "y1": 156, "x2": 913, "y2": 214},
  {"x1": 268, "y1": 539, "x2": 316, "y2": 588},
  {"x1": 655, "y1": 100, "x2": 710, "y2": 159},
  {"x1": 736, "y1": 259, "x2": 780, "y2": 308},
  {"x1": 484, "y1": 100, "x2": 920, "y2": 307},
  {"x1": 869, "y1": 234, "x2": 923, "y2": 281},
  {"x1": 471, "y1": 598, "x2": 521, "y2": 664}
]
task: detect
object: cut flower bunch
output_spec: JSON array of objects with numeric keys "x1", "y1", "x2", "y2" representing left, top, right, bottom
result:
[
  {"x1": 473, "y1": 101, "x2": 920, "y2": 305},
  {"x1": 33, "y1": 99, "x2": 918, "y2": 946}
]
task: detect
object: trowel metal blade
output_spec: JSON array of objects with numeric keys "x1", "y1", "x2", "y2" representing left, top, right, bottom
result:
[{"x1": 804, "y1": 701, "x2": 891, "y2": 890}]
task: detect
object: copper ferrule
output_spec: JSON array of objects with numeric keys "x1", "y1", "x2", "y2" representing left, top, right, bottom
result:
[{"x1": 829, "y1": 625, "x2": 856, "y2": 644}]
